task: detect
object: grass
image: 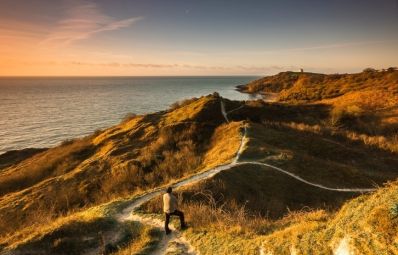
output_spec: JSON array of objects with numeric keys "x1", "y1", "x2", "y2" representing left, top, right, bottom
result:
[
  {"x1": 0, "y1": 148, "x2": 47, "y2": 170},
  {"x1": 238, "y1": 69, "x2": 398, "y2": 139},
  {"x1": 1, "y1": 87, "x2": 397, "y2": 254},
  {"x1": 0, "y1": 198, "x2": 163, "y2": 255},
  {"x1": 136, "y1": 117, "x2": 398, "y2": 254},
  {"x1": 242, "y1": 122, "x2": 397, "y2": 188},
  {"x1": 270, "y1": 120, "x2": 398, "y2": 153},
  {"x1": 113, "y1": 225, "x2": 162, "y2": 255},
  {"x1": 143, "y1": 180, "x2": 398, "y2": 254},
  {"x1": 0, "y1": 94, "x2": 243, "y2": 246},
  {"x1": 241, "y1": 69, "x2": 398, "y2": 103},
  {"x1": 0, "y1": 137, "x2": 95, "y2": 196},
  {"x1": 258, "y1": 180, "x2": 398, "y2": 254},
  {"x1": 1, "y1": 205, "x2": 115, "y2": 254}
]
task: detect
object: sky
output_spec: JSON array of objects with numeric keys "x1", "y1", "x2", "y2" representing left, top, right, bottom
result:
[{"x1": 0, "y1": 0, "x2": 397, "y2": 76}]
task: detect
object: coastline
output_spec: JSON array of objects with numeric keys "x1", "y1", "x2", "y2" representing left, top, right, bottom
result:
[
  {"x1": 0, "y1": 148, "x2": 47, "y2": 169},
  {"x1": 0, "y1": 76, "x2": 257, "y2": 155},
  {"x1": 235, "y1": 84, "x2": 278, "y2": 102}
]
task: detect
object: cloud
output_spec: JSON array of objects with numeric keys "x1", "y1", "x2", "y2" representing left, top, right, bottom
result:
[
  {"x1": 41, "y1": 1, "x2": 142, "y2": 47},
  {"x1": 62, "y1": 61, "x2": 296, "y2": 72},
  {"x1": 253, "y1": 40, "x2": 394, "y2": 55}
]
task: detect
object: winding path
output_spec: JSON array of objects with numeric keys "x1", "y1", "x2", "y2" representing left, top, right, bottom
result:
[{"x1": 111, "y1": 97, "x2": 374, "y2": 255}]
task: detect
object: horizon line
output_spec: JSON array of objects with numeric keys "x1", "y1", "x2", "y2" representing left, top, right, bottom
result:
[
  {"x1": 0, "y1": 69, "x2": 387, "y2": 78},
  {"x1": 0, "y1": 74, "x2": 263, "y2": 78}
]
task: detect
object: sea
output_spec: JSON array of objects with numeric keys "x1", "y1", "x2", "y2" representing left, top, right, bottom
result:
[{"x1": 0, "y1": 76, "x2": 259, "y2": 154}]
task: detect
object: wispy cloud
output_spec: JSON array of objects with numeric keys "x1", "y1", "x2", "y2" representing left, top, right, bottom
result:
[
  {"x1": 41, "y1": 1, "x2": 142, "y2": 47},
  {"x1": 61, "y1": 61, "x2": 297, "y2": 72},
  {"x1": 253, "y1": 40, "x2": 395, "y2": 55}
]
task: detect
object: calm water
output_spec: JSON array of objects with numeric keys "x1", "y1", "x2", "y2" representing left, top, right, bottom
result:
[{"x1": 0, "y1": 76, "x2": 258, "y2": 154}]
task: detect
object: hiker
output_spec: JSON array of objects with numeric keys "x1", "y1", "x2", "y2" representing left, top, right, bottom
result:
[{"x1": 163, "y1": 186, "x2": 187, "y2": 234}]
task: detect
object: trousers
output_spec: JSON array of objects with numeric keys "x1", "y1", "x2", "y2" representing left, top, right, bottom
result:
[{"x1": 165, "y1": 210, "x2": 185, "y2": 231}]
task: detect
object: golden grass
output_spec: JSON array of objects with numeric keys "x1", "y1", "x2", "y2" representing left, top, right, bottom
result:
[
  {"x1": 0, "y1": 199, "x2": 157, "y2": 254},
  {"x1": 0, "y1": 148, "x2": 47, "y2": 170},
  {"x1": 0, "y1": 137, "x2": 94, "y2": 196},
  {"x1": 243, "y1": 122, "x2": 397, "y2": 188},
  {"x1": 163, "y1": 95, "x2": 222, "y2": 125},
  {"x1": 0, "y1": 94, "x2": 244, "y2": 244},
  {"x1": 1, "y1": 89, "x2": 397, "y2": 254},
  {"x1": 112, "y1": 225, "x2": 162, "y2": 255},
  {"x1": 272, "y1": 120, "x2": 398, "y2": 153},
  {"x1": 239, "y1": 69, "x2": 398, "y2": 138},
  {"x1": 202, "y1": 121, "x2": 243, "y2": 168},
  {"x1": 1, "y1": 205, "x2": 106, "y2": 250},
  {"x1": 173, "y1": 181, "x2": 398, "y2": 254},
  {"x1": 136, "y1": 116, "x2": 397, "y2": 254}
]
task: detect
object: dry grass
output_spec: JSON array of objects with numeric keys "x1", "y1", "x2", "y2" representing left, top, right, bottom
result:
[
  {"x1": 113, "y1": 225, "x2": 162, "y2": 255},
  {"x1": 202, "y1": 121, "x2": 243, "y2": 168},
  {"x1": 0, "y1": 94, "x2": 242, "y2": 243},
  {"x1": 238, "y1": 69, "x2": 398, "y2": 141},
  {"x1": 259, "y1": 69, "x2": 398, "y2": 103},
  {"x1": 269, "y1": 121, "x2": 398, "y2": 153},
  {"x1": 242, "y1": 122, "x2": 397, "y2": 189},
  {"x1": 1, "y1": 88, "x2": 397, "y2": 254},
  {"x1": 140, "y1": 160, "x2": 355, "y2": 222},
  {"x1": 257, "y1": 180, "x2": 398, "y2": 254},
  {"x1": 165, "y1": 181, "x2": 398, "y2": 254},
  {"x1": 0, "y1": 200, "x2": 158, "y2": 255},
  {"x1": 1, "y1": 206, "x2": 108, "y2": 251},
  {"x1": 0, "y1": 148, "x2": 47, "y2": 170},
  {"x1": 237, "y1": 71, "x2": 302, "y2": 94},
  {"x1": 163, "y1": 94, "x2": 224, "y2": 125},
  {"x1": 0, "y1": 137, "x2": 95, "y2": 196}
]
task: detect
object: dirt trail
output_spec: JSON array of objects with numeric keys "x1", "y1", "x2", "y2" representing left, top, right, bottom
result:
[
  {"x1": 237, "y1": 161, "x2": 375, "y2": 193},
  {"x1": 334, "y1": 236, "x2": 351, "y2": 255},
  {"x1": 108, "y1": 98, "x2": 374, "y2": 255}
]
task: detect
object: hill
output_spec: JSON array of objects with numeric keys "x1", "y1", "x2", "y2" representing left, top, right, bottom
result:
[
  {"x1": 0, "y1": 87, "x2": 397, "y2": 254},
  {"x1": 238, "y1": 68, "x2": 398, "y2": 141},
  {"x1": 0, "y1": 94, "x2": 242, "y2": 245},
  {"x1": 237, "y1": 68, "x2": 398, "y2": 103}
]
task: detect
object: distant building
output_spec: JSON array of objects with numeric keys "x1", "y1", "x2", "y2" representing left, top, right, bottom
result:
[{"x1": 300, "y1": 68, "x2": 304, "y2": 73}]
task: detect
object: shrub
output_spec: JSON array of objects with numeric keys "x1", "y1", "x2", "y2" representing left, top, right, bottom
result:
[
  {"x1": 121, "y1": 112, "x2": 137, "y2": 123},
  {"x1": 363, "y1": 67, "x2": 377, "y2": 73},
  {"x1": 169, "y1": 97, "x2": 198, "y2": 110},
  {"x1": 390, "y1": 203, "x2": 398, "y2": 218},
  {"x1": 330, "y1": 105, "x2": 364, "y2": 127}
]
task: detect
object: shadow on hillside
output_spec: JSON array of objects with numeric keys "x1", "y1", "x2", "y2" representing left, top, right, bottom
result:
[
  {"x1": 140, "y1": 164, "x2": 358, "y2": 220},
  {"x1": 0, "y1": 148, "x2": 48, "y2": 170},
  {"x1": 227, "y1": 100, "x2": 331, "y2": 125}
]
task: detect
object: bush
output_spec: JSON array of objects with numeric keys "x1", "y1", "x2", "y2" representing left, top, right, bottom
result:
[
  {"x1": 390, "y1": 203, "x2": 398, "y2": 218},
  {"x1": 330, "y1": 105, "x2": 364, "y2": 127},
  {"x1": 121, "y1": 112, "x2": 137, "y2": 123},
  {"x1": 169, "y1": 97, "x2": 198, "y2": 110},
  {"x1": 363, "y1": 67, "x2": 377, "y2": 73}
]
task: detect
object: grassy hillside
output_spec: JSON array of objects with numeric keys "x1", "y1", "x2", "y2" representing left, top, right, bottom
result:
[
  {"x1": 0, "y1": 84, "x2": 397, "y2": 254},
  {"x1": 137, "y1": 115, "x2": 397, "y2": 254},
  {"x1": 239, "y1": 68, "x2": 398, "y2": 102},
  {"x1": 141, "y1": 118, "x2": 398, "y2": 218},
  {"x1": 0, "y1": 94, "x2": 243, "y2": 245},
  {"x1": 175, "y1": 179, "x2": 398, "y2": 255},
  {"x1": 238, "y1": 69, "x2": 398, "y2": 138}
]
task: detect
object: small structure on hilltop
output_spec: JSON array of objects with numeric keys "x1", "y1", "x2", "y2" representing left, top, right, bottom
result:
[{"x1": 300, "y1": 68, "x2": 304, "y2": 73}]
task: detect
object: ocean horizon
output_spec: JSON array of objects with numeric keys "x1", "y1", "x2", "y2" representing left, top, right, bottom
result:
[{"x1": 0, "y1": 76, "x2": 259, "y2": 154}]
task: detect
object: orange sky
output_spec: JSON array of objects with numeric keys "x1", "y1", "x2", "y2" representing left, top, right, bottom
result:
[{"x1": 1, "y1": 0, "x2": 397, "y2": 76}]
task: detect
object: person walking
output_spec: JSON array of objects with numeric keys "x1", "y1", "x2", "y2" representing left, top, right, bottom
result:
[{"x1": 163, "y1": 186, "x2": 187, "y2": 234}]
